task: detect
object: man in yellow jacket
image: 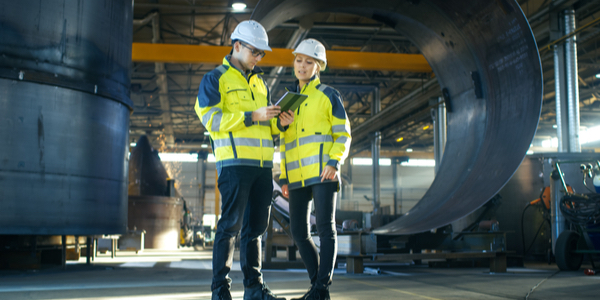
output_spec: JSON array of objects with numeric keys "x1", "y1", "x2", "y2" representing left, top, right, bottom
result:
[{"x1": 195, "y1": 20, "x2": 293, "y2": 300}]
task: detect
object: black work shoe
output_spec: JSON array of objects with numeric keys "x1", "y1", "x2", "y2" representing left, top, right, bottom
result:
[
  {"x1": 212, "y1": 285, "x2": 232, "y2": 300},
  {"x1": 293, "y1": 286, "x2": 329, "y2": 300},
  {"x1": 243, "y1": 282, "x2": 285, "y2": 300},
  {"x1": 291, "y1": 286, "x2": 315, "y2": 300}
]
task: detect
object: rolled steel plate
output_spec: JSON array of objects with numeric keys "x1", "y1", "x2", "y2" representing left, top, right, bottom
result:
[
  {"x1": 253, "y1": 0, "x2": 543, "y2": 234},
  {"x1": 0, "y1": 79, "x2": 130, "y2": 235}
]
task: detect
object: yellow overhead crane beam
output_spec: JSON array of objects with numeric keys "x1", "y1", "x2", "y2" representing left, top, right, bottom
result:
[{"x1": 132, "y1": 43, "x2": 432, "y2": 73}]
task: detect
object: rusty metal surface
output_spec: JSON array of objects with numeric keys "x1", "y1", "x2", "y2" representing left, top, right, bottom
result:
[{"x1": 254, "y1": 0, "x2": 543, "y2": 234}]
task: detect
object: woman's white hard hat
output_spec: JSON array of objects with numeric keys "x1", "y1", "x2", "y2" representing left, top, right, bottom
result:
[
  {"x1": 230, "y1": 20, "x2": 272, "y2": 51},
  {"x1": 293, "y1": 38, "x2": 327, "y2": 69}
]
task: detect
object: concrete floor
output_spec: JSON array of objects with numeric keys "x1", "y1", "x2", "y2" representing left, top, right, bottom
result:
[{"x1": 0, "y1": 248, "x2": 599, "y2": 300}]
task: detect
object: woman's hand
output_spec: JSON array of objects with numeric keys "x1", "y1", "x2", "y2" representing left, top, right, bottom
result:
[
  {"x1": 253, "y1": 106, "x2": 281, "y2": 121},
  {"x1": 279, "y1": 110, "x2": 294, "y2": 127},
  {"x1": 281, "y1": 184, "x2": 289, "y2": 198},
  {"x1": 320, "y1": 165, "x2": 337, "y2": 182}
]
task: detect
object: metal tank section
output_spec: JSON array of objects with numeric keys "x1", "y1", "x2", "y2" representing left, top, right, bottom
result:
[
  {"x1": 0, "y1": 1, "x2": 132, "y2": 235},
  {"x1": 254, "y1": 0, "x2": 543, "y2": 235},
  {"x1": 128, "y1": 136, "x2": 183, "y2": 250}
]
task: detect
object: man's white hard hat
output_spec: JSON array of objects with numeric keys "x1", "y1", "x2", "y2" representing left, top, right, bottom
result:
[{"x1": 230, "y1": 20, "x2": 272, "y2": 51}]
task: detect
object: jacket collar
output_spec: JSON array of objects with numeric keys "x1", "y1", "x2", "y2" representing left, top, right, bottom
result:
[
  {"x1": 223, "y1": 56, "x2": 264, "y2": 79},
  {"x1": 287, "y1": 75, "x2": 320, "y2": 93}
]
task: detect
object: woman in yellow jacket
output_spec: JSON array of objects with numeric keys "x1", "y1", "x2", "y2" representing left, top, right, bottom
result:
[{"x1": 280, "y1": 39, "x2": 351, "y2": 300}]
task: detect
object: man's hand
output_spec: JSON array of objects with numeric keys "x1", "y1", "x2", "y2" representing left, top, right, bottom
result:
[
  {"x1": 321, "y1": 165, "x2": 337, "y2": 182},
  {"x1": 252, "y1": 106, "x2": 281, "y2": 121},
  {"x1": 281, "y1": 184, "x2": 289, "y2": 198},
  {"x1": 279, "y1": 110, "x2": 294, "y2": 127}
]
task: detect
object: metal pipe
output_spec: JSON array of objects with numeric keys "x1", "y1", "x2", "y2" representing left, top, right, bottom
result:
[
  {"x1": 372, "y1": 88, "x2": 381, "y2": 214},
  {"x1": 554, "y1": 39, "x2": 567, "y2": 152},
  {"x1": 392, "y1": 158, "x2": 399, "y2": 216},
  {"x1": 564, "y1": 9, "x2": 581, "y2": 152}
]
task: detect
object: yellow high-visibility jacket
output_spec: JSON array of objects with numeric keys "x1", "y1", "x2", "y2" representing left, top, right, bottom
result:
[
  {"x1": 195, "y1": 56, "x2": 282, "y2": 172},
  {"x1": 279, "y1": 76, "x2": 351, "y2": 190}
]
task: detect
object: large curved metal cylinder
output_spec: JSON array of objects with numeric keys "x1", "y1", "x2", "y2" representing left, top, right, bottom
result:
[
  {"x1": 254, "y1": 0, "x2": 543, "y2": 234},
  {"x1": 0, "y1": 1, "x2": 132, "y2": 235}
]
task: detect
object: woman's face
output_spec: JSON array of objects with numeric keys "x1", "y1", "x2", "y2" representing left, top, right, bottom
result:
[{"x1": 294, "y1": 54, "x2": 320, "y2": 82}]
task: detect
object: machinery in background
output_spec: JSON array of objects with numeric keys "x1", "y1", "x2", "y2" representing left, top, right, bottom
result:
[
  {"x1": 179, "y1": 199, "x2": 206, "y2": 251},
  {"x1": 553, "y1": 160, "x2": 600, "y2": 271}
]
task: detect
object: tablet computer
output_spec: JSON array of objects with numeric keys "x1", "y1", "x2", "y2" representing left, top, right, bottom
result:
[{"x1": 275, "y1": 91, "x2": 308, "y2": 113}]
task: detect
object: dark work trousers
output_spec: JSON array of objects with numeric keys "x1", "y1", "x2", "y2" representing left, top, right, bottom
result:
[
  {"x1": 289, "y1": 181, "x2": 338, "y2": 289},
  {"x1": 211, "y1": 166, "x2": 273, "y2": 290}
]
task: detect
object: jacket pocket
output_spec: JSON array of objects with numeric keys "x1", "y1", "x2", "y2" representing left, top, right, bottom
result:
[{"x1": 225, "y1": 84, "x2": 250, "y2": 110}]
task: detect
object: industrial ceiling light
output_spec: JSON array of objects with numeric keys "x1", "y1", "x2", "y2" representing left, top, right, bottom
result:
[
  {"x1": 396, "y1": 137, "x2": 404, "y2": 142},
  {"x1": 596, "y1": 74, "x2": 600, "y2": 78},
  {"x1": 406, "y1": 148, "x2": 413, "y2": 152},
  {"x1": 423, "y1": 125, "x2": 430, "y2": 130},
  {"x1": 232, "y1": 1, "x2": 246, "y2": 10}
]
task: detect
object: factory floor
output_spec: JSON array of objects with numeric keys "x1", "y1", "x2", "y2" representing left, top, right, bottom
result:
[{"x1": 0, "y1": 248, "x2": 599, "y2": 300}]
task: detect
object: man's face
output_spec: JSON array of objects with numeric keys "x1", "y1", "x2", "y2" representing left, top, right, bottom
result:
[{"x1": 234, "y1": 41, "x2": 265, "y2": 72}]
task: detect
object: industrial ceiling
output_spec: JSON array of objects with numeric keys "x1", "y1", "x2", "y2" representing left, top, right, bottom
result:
[{"x1": 130, "y1": 0, "x2": 600, "y2": 156}]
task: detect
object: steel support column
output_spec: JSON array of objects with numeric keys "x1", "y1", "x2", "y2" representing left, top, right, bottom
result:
[
  {"x1": 150, "y1": 14, "x2": 175, "y2": 147},
  {"x1": 553, "y1": 8, "x2": 581, "y2": 153},
  {"x1": 371, "y1": 88, "x2": 381, "y2": 215}
]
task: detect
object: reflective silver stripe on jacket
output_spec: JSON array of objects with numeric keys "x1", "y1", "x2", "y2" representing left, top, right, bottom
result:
[
  {"x1": 332, "y1": 125, "x2": 348, "y2": 133},
  {"x1": 335, "y1": 136, "x2": 349, "y2": 144},
  {"x1": 280, "y1": 152, "x2": 285, "y2": 160},
  {"x1": 299, "y1": 135, "x2": 333, "y2": 145},
  {"x1": 262, "y1": 139, "x2": 274, "y2": 148},
  {"x1": 300, "y1": 154, "x2": 330, "y2": 166},
  {"x1": 215, "y1": 65, "x2": 227, "y2": 75},
  {"x1": 213, "y1": 137, "x2": 262, "y2": 149},
  {"x1": 317, "y1": 84, "x2": 329, "y2": 92},
  {"x1": 257, "y1": 121, "x2": 270, "y2": 127},
  {"x1": 285, "y1": 140, "x2": 297, "y2": 151},
  {"x1": 286, "y1": 160, "x2": 300, "y2": 170},
  {"x1": 202, "y1": 107, "x2": 223, "y2": 131}
]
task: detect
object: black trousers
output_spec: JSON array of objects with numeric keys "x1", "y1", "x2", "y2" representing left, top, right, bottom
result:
[
  {"x1": 211, "y1": 166, "x2": 273, "y2": 290},
  {"x1": 289, "y1": 182, "x2": 338, "y2": 289}
]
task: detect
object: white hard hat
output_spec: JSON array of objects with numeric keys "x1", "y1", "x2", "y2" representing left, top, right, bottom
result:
[
  {"x1": 230, "y1": 20, "x2": 272, "y2": 51},
  {"x1": 293, "y1": 39, "x2": 327, "y2": 69}
]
